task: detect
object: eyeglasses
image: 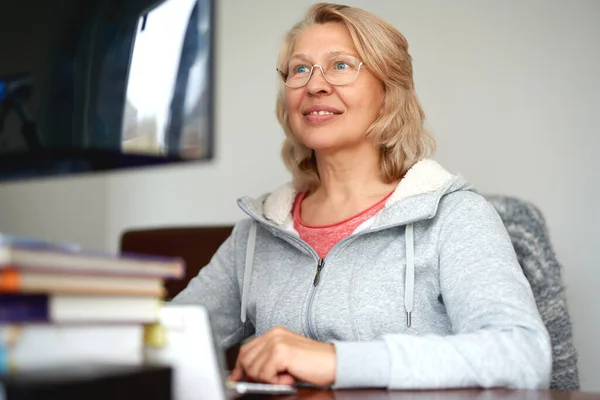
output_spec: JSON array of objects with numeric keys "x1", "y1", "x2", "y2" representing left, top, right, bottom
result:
[{"x1": 277, "y1": 54, "x2": 365, "y2": 88}]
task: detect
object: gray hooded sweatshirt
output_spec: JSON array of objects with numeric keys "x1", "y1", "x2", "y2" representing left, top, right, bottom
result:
[{"x1": 172, "y1": 159, "x2": 552, "y2": 390}]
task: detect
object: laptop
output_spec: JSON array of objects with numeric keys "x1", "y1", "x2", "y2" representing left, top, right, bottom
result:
[{"x1": 144, "y1": 303, "x2": 297, "y2": 400}]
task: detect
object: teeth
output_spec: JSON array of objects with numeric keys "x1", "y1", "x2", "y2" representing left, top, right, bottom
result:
[{"x1": 310, "y1": 111, "x2": 335, "y2": 115}]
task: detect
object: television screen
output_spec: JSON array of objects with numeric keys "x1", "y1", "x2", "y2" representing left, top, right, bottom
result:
[{"x1": 0, "y1": 0, "x2": 215, "y2": 181}]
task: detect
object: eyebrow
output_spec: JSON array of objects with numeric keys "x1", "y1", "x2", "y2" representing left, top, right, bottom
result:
[{"x1": 289, "y1": 50, "x2": 359, "y2": 61}]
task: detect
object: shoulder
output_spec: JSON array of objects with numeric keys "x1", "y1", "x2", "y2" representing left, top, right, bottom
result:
[
  {"x1": 435, "y1": 190, "x2": 507, "y2": 235},
  {"x1": 438, "y1": 190, "x2": 497, "y2": 217},
  {"x1": 433, "y1": 190, "x2": 518, "y2": 268}
]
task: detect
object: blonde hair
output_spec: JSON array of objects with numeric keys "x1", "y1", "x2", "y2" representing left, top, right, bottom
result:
[{"x1": 277, "y1": 3, "x2": 436, "y2": 192}]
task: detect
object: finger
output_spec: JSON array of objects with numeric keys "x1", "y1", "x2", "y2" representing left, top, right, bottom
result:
[
  {"x1": 228, "y1": 367, "x2": 244, "y2": 382},
  {"x1": 231, "y1": 340, "x2": 256, "y2": 382},
  {"x1": 237, "y1": 338, "x2": 270, "y2": 381},
  {"x1": 276, "y1": 373, "x2": 296, "y2": 386},
  {"x1": 248, "y1": 338, "x2": 290, "y2": 384},
  {"x1": 242, "y1": 345, "x2": 274, "y2": 383},
  {"x1": 231, "y1": 350, "x2": 244, "y2": 381},
  {"x1": 238, "y1": 327, "x2": 294, "y2": 383}
]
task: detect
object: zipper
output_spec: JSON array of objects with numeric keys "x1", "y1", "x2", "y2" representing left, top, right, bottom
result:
[
  {"x1": 236, "y1": 198, "x2": 438, "y2": 340},
  {"x1": 313, "y1": 258, "x2": 325, "y2": 286},
  {"x1": 306, "y1": 258, "x2": 325, "y2": 338},
  {"x1": 236, "y1": 203, "x2": 323, "y2": 340}
]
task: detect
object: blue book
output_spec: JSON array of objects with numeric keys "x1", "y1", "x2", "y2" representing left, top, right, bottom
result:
[{"x1": 0, "y1": 293, "x2": 161, "y2": 323}]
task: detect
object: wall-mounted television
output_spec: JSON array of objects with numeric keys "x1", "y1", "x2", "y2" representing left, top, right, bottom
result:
[{"x1": 0, "y1": 0, "x2": 215, "y2": 181}]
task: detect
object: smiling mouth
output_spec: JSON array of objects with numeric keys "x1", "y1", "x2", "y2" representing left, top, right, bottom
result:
[
  {"x1": 303, "y1": 110, "x2": 342, "y2": 125},
  {"x1": 305, "y1": 110, "x2": 340, "y2": 116}
]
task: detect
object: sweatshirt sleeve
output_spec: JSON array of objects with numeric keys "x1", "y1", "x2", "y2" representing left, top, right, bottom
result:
[
  {"x1": 333, "y1": 193, "x2": 552, "y2": 390},
  {"x1": 170, "y1": 220, "x2": 250, "y2": 349}
]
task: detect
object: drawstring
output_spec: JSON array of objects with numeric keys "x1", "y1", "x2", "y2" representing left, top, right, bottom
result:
[
  {"x1": 404, "y1": 223, "x2": 415, "y2": 327},
  {"x1": 240, "y1": 221, "x2": 415, "y2": 331},
  {"x1": 241, "y1": 221, "x2": 257, "y2": 335}
]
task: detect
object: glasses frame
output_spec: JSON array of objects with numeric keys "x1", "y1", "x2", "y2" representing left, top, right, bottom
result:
[{"x1": 276, "y1": 60, "x2": 365, "y2": 88}]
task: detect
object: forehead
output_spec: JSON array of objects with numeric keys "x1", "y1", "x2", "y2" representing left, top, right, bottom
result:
[{"x1": 292, "y1": 22, "x2": 357, "y2": 58}]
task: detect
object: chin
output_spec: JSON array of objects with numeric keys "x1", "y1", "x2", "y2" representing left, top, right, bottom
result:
[{"x1": 295, "y1": 130, "x2": 342, "y2": 152}]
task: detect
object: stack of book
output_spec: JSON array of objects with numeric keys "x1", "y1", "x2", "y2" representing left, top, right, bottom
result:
[{"x1": 0, "y1": 234, "x2": 185, "y2": 374}]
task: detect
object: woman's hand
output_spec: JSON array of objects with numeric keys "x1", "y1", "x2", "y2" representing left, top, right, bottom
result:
[{"x1": 229, "y1": 326, "x2": 336, "y2": 387}]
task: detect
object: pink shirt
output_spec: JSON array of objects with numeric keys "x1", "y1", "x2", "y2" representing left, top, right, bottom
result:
[{"x1": 293, "y1": 191, "x2": 393, "y2": 259}]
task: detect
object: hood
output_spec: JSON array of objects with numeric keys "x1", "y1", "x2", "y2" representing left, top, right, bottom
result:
[
  {"x1": 236, "y1": 159, "x2": 475, "y2": 331},
  {"x1": 238, "y1": 159, "x2": 473, "y2": 228}
]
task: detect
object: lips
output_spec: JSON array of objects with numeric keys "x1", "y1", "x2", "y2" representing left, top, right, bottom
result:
[
  {"x1": 302, "y1": 105, "x2": 343, "y2": 125},
  {"x1": 302, "y1": 105, "x2": 343, "y2": 116}
]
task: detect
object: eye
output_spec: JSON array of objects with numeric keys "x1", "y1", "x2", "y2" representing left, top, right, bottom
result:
[
  {"x1": 294, "y1": 65, "x2": 310, "y2": 74},
  {"x1": 334, "y1": 62, "x2": 350, "y2": 70}
]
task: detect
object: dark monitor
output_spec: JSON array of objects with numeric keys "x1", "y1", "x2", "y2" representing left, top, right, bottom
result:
[{"x1": 0, "y1": 0, "x2": 215, "y2": 182}]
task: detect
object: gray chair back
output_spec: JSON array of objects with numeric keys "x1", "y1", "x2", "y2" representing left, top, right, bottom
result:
[{"x1": 486, "y1": 195, "x2": 579, "y2": 390}]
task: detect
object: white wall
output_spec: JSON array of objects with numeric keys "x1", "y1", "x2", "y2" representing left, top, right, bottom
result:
[
  {"x1": 0, "y1": 0, "x2": 598, "y2": 391},
  {"x1": 0, "y1": 174, "x2": 108, "y2": 249}
]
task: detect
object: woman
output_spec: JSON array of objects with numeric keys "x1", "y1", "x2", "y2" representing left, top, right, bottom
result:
[{"x1": 172, "y1": 2, "x2": 552, "y2": 390}]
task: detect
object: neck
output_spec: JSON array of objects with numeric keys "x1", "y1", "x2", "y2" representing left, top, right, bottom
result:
[{"x1": 312, "y1": 142, "x2": 396, "y2": 202}]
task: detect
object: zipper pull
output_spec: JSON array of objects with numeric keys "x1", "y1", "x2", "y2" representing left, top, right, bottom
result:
[{"x1": 313, "y1": 259, "x2": 325, "y2": 287}]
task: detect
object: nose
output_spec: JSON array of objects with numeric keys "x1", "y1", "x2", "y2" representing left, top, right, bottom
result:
[{"x1": 306, "y1": 65, "x2": 332, "y2": 95}]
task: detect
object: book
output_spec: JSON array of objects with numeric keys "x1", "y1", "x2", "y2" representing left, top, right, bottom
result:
[
  {"x1": 0, "y1": 324, "x2": 144, "y2": 373},
  {"x1": 0, "y1": 233, "x2": 184, "y2": 279},
  {"x1": 0, "y1": 269, "x2": 165, "y2": 297},
  {"x1": 0, "y1": 294, "x2": 162, "y2": 323},
  {"x1": 0, "y1": 364, "x2": 172, "y2": 400}
]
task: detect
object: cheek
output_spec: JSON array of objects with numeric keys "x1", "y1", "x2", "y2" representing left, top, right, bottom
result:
[
  {"x1": 285, "y1": 91, "x2": 304, "y2": 131},
  {"x1": 284, "y1": 90, "x2": 301, "y2": 113},
  {"x1": 357, "y1": 87, "x2": 384, "y2": 118},
  {"x1": 347, "y1": 94, "x2": 381, "y2": 120}
]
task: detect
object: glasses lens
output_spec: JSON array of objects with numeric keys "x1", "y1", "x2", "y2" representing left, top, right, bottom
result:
[
  {"x1": 324, "y1": 56, "x2": 361, "y2": 85},
  {"x1": 283, "y1": 60, "x2": 312, "y2": 88},
  {"x1": 279, "y1": 55, "x2": 363, "y2": 87}
]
